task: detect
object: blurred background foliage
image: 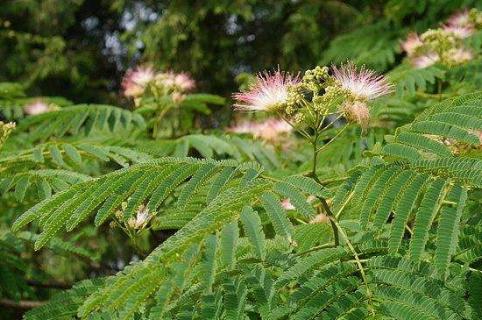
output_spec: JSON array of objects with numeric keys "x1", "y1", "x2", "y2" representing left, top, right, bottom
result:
[{"x1": 1, "y1": 0, "x2": 479, "y2": 104}]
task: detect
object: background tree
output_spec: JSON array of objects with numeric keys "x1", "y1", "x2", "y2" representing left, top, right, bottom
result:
[{"x1": 2, "y1": 0, "x2": 478, "y2": 103}]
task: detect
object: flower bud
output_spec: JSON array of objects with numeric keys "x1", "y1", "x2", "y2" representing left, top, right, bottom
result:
[{"x1": 342, "y1": 100, "x2": 370, "y2": 129}]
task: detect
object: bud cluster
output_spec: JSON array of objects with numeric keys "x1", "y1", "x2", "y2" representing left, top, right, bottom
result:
[
  {"x1": 285, "y1": 84, "x2": 306, "y2": 115},
  {"x1": 302, "y1": 66, "x2": 329, "y2": 92},
  {"x1": 0, "y1": 121, "x2": 15, "y2": 149},
  {"x1": 312, "y1": 85, "x2": 348, "y2": 114}
]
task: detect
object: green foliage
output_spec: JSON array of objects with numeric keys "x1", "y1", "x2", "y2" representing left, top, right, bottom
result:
[
  {"x1": 6, "y1": 93, "x2": 480, "y2": 319},
  {"x1": 1, "y1": 2, "x2": 482, "y2": 319},
  {"x1": 322, "y1": 22, "x2": 399, "y2": 71},
  {"x1": 14, "y1": 104, "x2": 145, "y2": 143},
  {"x1": 388, "y1": 65, "x2": 446, "y2": 97}
]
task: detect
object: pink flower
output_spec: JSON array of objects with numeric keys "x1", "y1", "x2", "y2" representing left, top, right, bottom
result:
[
  {"x1": 257, "y1": 119, "x2": 292, "y2": 141},
  {"x1": 410, "y1": 52, "x2": 440, "y2": 69},
  {"x1": 233, "y1": 70, "x2": 300, "y2": 111},
  {"x1": 227, "y1": 121, "x2": 257, "y2": 135},
  {"x1": 446, "y1": 10, "x2": 471, "y2": 27},
  {"x1": 157, "y1": 71, "x2": 196, "y2": 93},
  {"x1": 173, "y1": 73, "x2": 196, "y2": 92},
  {"x1": 401, "y1": 33, "x2": 423, "y2": 55},
  {"x1": 281, "y1": 195, "x2": 316, "y2": 211},
  {"x1": 281, "y1": 198, "x2": 295, "y2": 210},
  {"x1": 332, "y1": 62, "x2": 393, "y2": 101},
  {"x1": 448, "y1": 48, "x2": 473, "y2": 64},
  {"x1": 172, "y1": 92, "x2": 186, "y2": 103},
  {"x1": 122, "y1": 66, "x2": 155, "y2": 97},
  {"x1": 442, "y1": 24, "x2": 474, "y2": 39},
  {"x1": 24, "y1": 101, "x2": 50, "y2": 115},
  {"x1": 156, "y1": 71, "x2": 196, "y2": 92},
  {"x1": 227, "y1": 118, "x2": 292, "y2": 142},
  {"x1": 310, "y1": 213, "x2": 329, "y2": 224}
]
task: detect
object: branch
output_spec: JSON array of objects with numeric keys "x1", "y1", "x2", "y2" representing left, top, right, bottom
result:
[
  {"x1": 0, "y1": 298, "x2": 45, "y2": 310},
  {"x1": 26, "y1": 279, "x2": 72, "y2": 290}
]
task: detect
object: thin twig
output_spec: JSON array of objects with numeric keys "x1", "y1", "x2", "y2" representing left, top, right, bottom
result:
[
  {"x1": 331, "y1": 218, "x2": 374, "y2": 314},
  {"x1": 316, "y1": 125, "x2": 348, "y2": 153},
  {"x1": 26, "y1": 279, "x2": 71, "y2": 289},
  {"x1": 0, "y1": 298, "x2": 45, "y2": 310}
]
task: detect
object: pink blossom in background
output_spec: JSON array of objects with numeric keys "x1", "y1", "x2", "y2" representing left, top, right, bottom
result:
[
  {"x1": 448, "y1": 48, "x2": 473, "y2": 64},
  {"x1": 446, "y1": 10, "x2": 471, "y2": 27},
  {"x1": 122, "y1": 66, "x2": 155, "y2": 97},
  {"x1": 442, "y1": 24, "x2": 474, "y2": 39},
  {"x1": 257, "y1": 118, "x2": 292, "y2": 141},
  {"x1": 173, "y1": 72, "x2": 196, "y2": 92},
  {"x1": 227, "y1": 121, "x2": 257, "y2": 135},
  {"x1": 401, "y1": 33, "x2": 423, "y2": 55},
  {"x1": 281, "y1": 198, "x2": 295, "y2": 210},
  {"x1": 410, "y1": 52, "x2": 440, "y2": 69},
  {"x1": 157, "y1": 71, "x2": 196, "y2": 92},
  {"x1": 281, "y1": 195, "x2": 316, "y2": 211},
  {"x1": 228, "y1": 118, "x2": 292, "y2": 142},
  {"x1": 24, "y1": 101, "x2": 50, "y2": 115}
]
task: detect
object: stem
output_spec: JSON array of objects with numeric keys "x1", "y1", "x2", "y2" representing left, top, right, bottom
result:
[
  {"x1": 173, "y1": 102, "x2": 182, "y2": 138},
  {"x1": 314, "y1": 194, "x2": 339, "y2": 246},
  {"x1": 153, "y1": 104, "x2": 171, "y2": 139},
  {"x1": 0, "y1": 298, "x2": 45, "y2": 310},
  {"x1": 320, "y1": 114, "x2": 342, "y2": 131},
  {"x1": 469, "y1": 267, "x2": 482, "y2": 274},
  {"x1": 331, "y1": 218, "x2": 373, "y2": 314},
  {"x1": 415, "y1": 91, "x2": 449, "y2": 99},
  {"x1": 295, "y1": 242, "x2": 336, "y2": 256},
  {"x1": 280, "y1": 115, "x2": 311, "y2": 140},
  {"x1": 405, "y1": 224, "x2": 413, "y2": 236},
  {"x1": 312, "y1": 131, "x2": 319, "y2": 179},
  {"x1": 132, "y1": 237, "x2": 143, "y2": 255},
  {"x1": 335, "y1": 191, "x2": 355, "y2": 219},
  {"x1": 311, "y1": 132, "x2": 339, "y2": 246},
  {"x1": 316, "y1": 125, "x2": 348, "y2": 153},
  {"x1": 437, "y1": 80, "x2": 442, "y2": 101},
  {"x1": 26, "y1": 279, "x2": 71, "y2": 289}
]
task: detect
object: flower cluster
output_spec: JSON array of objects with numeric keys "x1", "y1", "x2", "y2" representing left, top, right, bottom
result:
[
  {"x1": 122, "y1": 65, "x2": 195, "y2": 103},
  {"x1": 233, "y1": 63, "x2": 392, "y2": 129},
  {"x1": 401, "y1": 9, "x2": 480, "y2": 68},
  {"x1": 227, "y1": 118, "x2": 292, "y2": 142}
]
